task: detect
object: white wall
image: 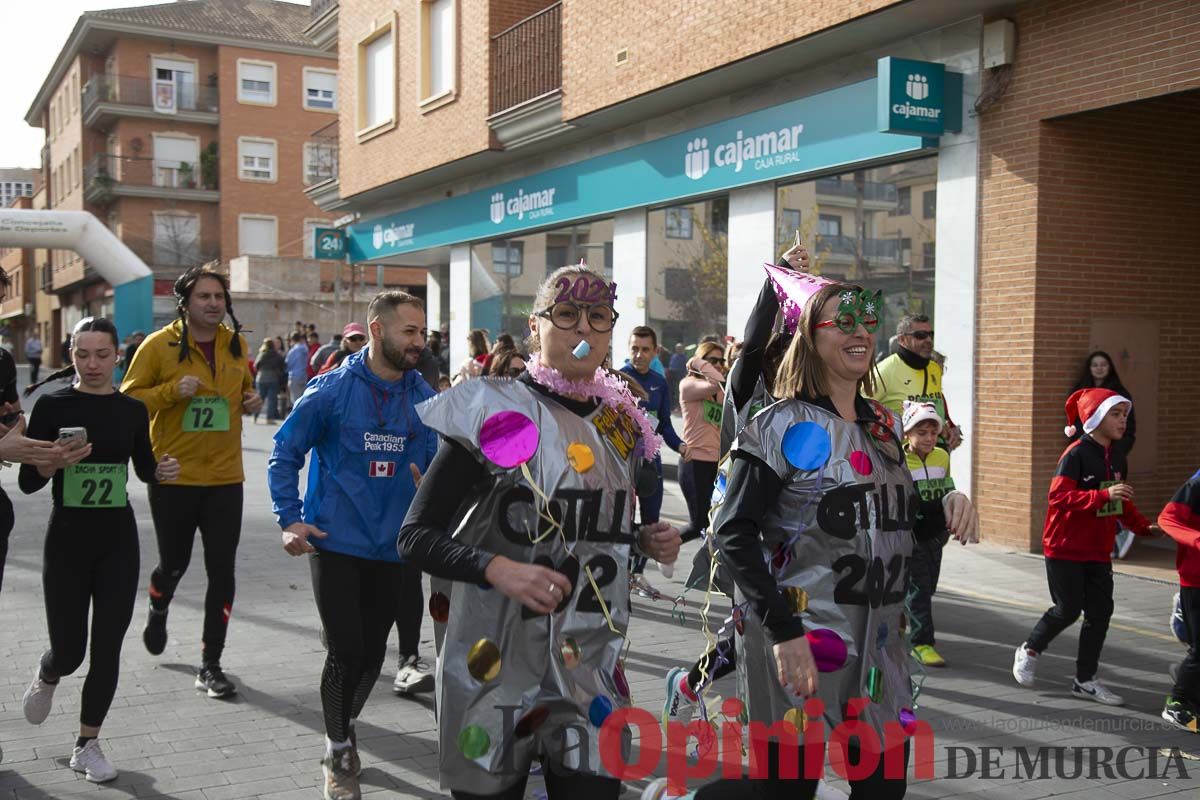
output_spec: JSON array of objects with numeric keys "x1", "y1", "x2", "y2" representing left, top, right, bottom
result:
[
  {"x1": 611, "y1": 208, "x2": 648, "y2": 362},
  {"x1": 726, "y1": 184, "x2": 777, "y2": 339}
]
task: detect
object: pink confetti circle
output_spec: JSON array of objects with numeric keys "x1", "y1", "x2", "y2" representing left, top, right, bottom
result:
[
  {"x1": 806, "y1": 628, "x2": 849, "y2": 673},
  {"x1": 849, "y1": 450, "x2": 873, "y2": 476},
  {"x1": 479, "y1": 411, "x2": 539, "y2": 468}
]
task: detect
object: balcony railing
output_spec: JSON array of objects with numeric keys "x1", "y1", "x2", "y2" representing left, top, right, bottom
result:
[
  {"x1": 85, "y1": 154, "x2": 219, "y2": 204},
  {"x1": 490, "y1": 2, "x2": 561, "y2": 115},
  {"x1": 82, "y1": 74, "x2": 219, "y2": 121},
  {"x1": 307, "y1": 121, "x2": 338, "y2": 184},
  {"x1": 814, "y1": 235, "x2": 901, "y2": 260},
  {"x1": 310, "y1": 0, "x2": 338, "y2": 19},
  {"x1": 815, "y1": 178, "x2": 898, "y2": 204}
]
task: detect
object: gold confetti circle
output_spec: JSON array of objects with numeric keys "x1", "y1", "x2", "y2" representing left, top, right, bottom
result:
[
  {"x1": 467, "y1": 639, "x2": 502, "y2": 682},
  {"x1": 567, "y1": 442, "x2": 595, "y2": 473},
  {"x1": 784, "y1": 586, "x2": 808, "y2": 614},
  {"x1": 784, "y1": 707, "x2": 807, "y2": 732}
]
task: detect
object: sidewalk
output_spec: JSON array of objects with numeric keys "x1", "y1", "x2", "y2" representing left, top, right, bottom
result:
[{"x1": 0, "y1": 406, "x2": 1196, "y2": 799}]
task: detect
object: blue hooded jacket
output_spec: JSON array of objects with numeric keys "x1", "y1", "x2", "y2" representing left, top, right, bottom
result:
[{"x1": 267, "y1": 349, "x2": 437, "y2": 562}]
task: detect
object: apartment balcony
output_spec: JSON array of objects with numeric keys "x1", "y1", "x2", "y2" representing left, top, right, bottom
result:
[
  {"x1": 488, "y1": 3, "x2": 568, "y2": 149},
  {"x1": 814, "y1": 178, "x2": 898, "y2": 211},
  {"x1": 122, "y1": 235, "x2": 220, "y2": 281},
  {"x1": 305, "y1": 0, "x2": 338, "y2": 52},
  {"x1": 82, "y1": 74, "x2": 219, "y2": 131},
  {"x1": 304, "y1": 121, "x2": 347, "y2": 212},
  {"x1": 84, "y1": 154, "x2": 220, "y2": 206},
  {"x1": 814, "y1": 235, "x2": 901, "y2": 263}
]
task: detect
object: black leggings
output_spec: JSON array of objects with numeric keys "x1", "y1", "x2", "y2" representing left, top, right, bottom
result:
[
  {"x1": 394, "y1": 560, "x2": 424, "y2": 659},
  {"x1": 1025, "y1": 558, "x2": 1114, "y2": 682},
  {"x1": 687, "y1": 636, "x2": 737, "y2": 692},
  {"x1": 694, "y1": 740, "x2": 909, "y2": 799},
  {"x1": 450, "y1": 766, "x2": 620, "y2": 800},
  {"x1": 40, "y1": 508, "x2": 139, "y2": 728},
  {"x1": 312, "y1": 549, "x2": 403, "y2": 742},
  {"x1": 679, "y1": 459, "x2": 718, "y2": 543},
  {"x1": 147, "y1": 483, "x2": 243, "y2": 664},
  {"x1": 0, "y1": 488, "x2": 13, "y2": 594}
]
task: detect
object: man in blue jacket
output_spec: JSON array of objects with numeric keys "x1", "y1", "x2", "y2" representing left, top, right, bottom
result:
[
  {"x1": 267, "y1": 290, "x2": 437, "y2": 800},
  {"x1": 621, "y1": 325, "x2": 686, "y2": 597}
]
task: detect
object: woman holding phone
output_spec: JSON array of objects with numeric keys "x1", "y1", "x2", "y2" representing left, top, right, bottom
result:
[{"x1": 18, "y1": 317, "x2": 178, "y2": 783}]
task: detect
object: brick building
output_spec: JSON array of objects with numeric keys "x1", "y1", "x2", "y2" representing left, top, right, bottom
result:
[
  {"x1": 309, "y1": 0, "x2": 1199, "y2": 550},
  {"x1": 23, "y1": 0, "x2": 338, "y2": 341}
]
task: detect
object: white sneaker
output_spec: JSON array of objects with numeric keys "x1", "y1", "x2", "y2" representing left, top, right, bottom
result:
[
  {"x1": 1012, "y1": 644, "x2": 1038, "y2": 687},
  {"x1": 640, "y1": 777, "x2": 694, "y2": 800},
  {"x1": 662, "y1": 667, "x2": 696, "y2": 727},
  {"x1": 1072, "y1": 678, "x2": 1124, "y2": 706},
  {"x1": 393, "y1": 655, "x2": 434, "y2": 695},
  {"x1": 22, "y1": 668, "x2": 57, "y2": 725},
  {"x1": 70, "y1": 739, "x2": 118, "y2": 783}
]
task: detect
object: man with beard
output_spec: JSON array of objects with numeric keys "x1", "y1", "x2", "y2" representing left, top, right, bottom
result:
[
  {"x1": 267, "y1": 290, "x2": 438, "y2": 800},
  {"x1": 121, "y1": 265, "x2": 262, "y2": 697}
]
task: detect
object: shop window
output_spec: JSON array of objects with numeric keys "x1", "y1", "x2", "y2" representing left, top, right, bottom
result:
[
  {"x1": 776, "y1": 157, "x2": 937, "y2": 358},
  {"x1": 665, "y1": 207, "x2": 692, "y2": 239},
  {"x1": 818, "y1": 214, "x2": 842, "y2": 237},
  {"x1": 648, "y1": 198, "x2": 728, "y2": 349},
  {"x1": 779, "y1": 208, "x2": 802, "y2": 244},
  {"x1": 492, "y1": 241, "x2": 524, "y2": 276}
]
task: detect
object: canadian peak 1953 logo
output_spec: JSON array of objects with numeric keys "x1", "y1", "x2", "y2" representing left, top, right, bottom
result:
[
  {"x1": 684, "y1": 124, "x2": 805, "y2": 180},
  {"x1": 489, "y1": 187, "x2": 557, "y2": 225}
]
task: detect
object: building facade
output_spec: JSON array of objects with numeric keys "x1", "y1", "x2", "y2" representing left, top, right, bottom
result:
[
  {"x1": 0, "y1": 169, "x2": 37, "y2": 209},
  {"x1": 309, "y1": 0, "x2": 1199, "y2": 550},
  {"x1": 23, "y1": 0, "x2": 338, "y2": 335}
]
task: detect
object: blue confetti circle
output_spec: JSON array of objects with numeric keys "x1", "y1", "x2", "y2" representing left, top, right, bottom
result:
[
  {"x1": 781, "y1": 422, "x2": 832, "y2": 470},
  {"x1": 588, "y1": 695, "x2": 614, "y2": 727}
]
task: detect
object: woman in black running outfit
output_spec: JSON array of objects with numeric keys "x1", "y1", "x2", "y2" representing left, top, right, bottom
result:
[{"x1": 18, "y1": 317, "x2": 178, "y2": 783}]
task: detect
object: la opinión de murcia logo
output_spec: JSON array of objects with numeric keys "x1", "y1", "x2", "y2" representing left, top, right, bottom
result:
[
  {"x1": 489, "y1": 187, "x2": 558, "y2": 225},
  {"x1": 906, "y1": 73, "x2": 930, "y2": 101},
  {"x1": 372, "y1": 222, "x2": 414, "y2": 250},
  {"x1": 684, "y1": 124, "x2": 806, "y2": 180}
]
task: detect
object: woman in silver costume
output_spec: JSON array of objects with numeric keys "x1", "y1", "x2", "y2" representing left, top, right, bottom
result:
[
  {"x1": 398, "y1": 264, "x2": 681, "y2": 800},
  {"x1": 666, "y1": 279, "x2": 978, "y2": 800}
]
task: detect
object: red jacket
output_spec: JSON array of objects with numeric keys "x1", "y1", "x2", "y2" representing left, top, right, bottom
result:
[
  {"x1": 1042, "y1": 436, "x2": 1150, "y2": 562},
  {"x1": 1159, "y1": 470, "x2": 1200, "y2": 588}
]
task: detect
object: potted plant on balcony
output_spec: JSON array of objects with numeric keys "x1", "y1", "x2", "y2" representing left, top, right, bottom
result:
[
  {"x1": 177, "y1": 160, "x2": 196, "y2": 189},
  {"x1": 200, "y1": 143, "x2": 218, "y2": 190}
]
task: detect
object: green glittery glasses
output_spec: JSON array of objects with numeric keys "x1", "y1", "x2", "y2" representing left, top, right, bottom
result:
[{"x1": 813, "y1": 288, "x2": 883, "y2": 334}]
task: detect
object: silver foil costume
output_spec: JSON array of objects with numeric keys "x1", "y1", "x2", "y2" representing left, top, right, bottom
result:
[
  {"x1": 716, "y1": 397, "x2": 918, "y2": 739},
  {"x1": 416, "y1": 377, "x2": 641, "y2": 795}
]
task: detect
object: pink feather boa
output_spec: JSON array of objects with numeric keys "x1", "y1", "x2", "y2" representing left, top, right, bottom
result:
[{"x1": 527, "y1": 354, "x2": 663, "y2": 460}]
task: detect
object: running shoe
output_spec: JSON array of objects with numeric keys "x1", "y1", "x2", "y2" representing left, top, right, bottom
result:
[
  {"x1": 1012, "y1": 643, "x2": 1038, "y2": 687},
  {"x1": 70, "y1": 739, "x2": 117, "y2": 783},
  {"x1": 662, "y1": 667, "x2": 696, "y2": 727},
  {"x1": 1071, "y1": 678, "x2": 1124, "y2": 706},
  {"x1": 1162, "y1": 698, "x2": 1199, "y2": 734},
  {"x1": 143, "y1": 605, "x2": 168, "y2": 656},
  {"x1": 22, "y1": 666, "x2": 57, "y2": 725},
  {"x1": 640, "y1": 777, "x2": 694, "y2": 800},
  {"x1": 347, "y1": 724, "x2": 361, "y2": 777},
  {"x1": 1114, "y1": 527, "x2": 1134, "y2": 560},
  {"x1": 322, "y1": 746, "x2": 361, "y2": 800},
  {"x1": 195, "y1": 663, "x2": 237, "y2": 699},
  {"x1": 393, "y1": 655, "x2": 434, "y2": 695},
  {"x1": 912, "y1": 644, "x2": 947, "y2": 667},
  {"x1": 1171, "y1": 592, "x2": 1188, "y2": 645}
]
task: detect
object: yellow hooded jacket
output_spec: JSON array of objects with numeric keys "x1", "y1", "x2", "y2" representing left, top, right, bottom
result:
[{"x1": 120, "y1": 319, "x2": 252, "y2": 486}]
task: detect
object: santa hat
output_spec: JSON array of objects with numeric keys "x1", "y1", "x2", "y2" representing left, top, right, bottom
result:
[
  {"x1": 763, "y1": 263, "x2": 834, "y2": 334},
  {"x1": 902, "y1": 400, "x2": 943, "y2": 434},
  {"x1": 1063, "y1": 388, "x2": 1131, "y2": 437}
]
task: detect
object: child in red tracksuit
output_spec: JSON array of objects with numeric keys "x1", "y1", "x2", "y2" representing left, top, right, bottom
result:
[
  {"x1": 1011, "y1": 388, "x2": 1157, "y2": 706},
  {"x1": 1159, "y1": 469, "x2": 1200, "y2": 732}
]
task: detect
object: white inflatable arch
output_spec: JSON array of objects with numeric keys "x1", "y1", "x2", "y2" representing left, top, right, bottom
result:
[{"x1": 0, "y1": 209, "x2": 152, "y2": 339}]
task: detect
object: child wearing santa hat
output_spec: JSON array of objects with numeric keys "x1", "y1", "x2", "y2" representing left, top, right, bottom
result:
[
  {"x1": 1012, "y1": 388, "x2": 1159, "y2": 705},
  {"x1": 1158, "y1": 469, "x2": 1200, "y2": 733}
]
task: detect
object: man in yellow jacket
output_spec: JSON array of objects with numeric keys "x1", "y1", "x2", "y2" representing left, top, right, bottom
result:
[
  {"x1": 121, "y1": 265, "x2": 262, "y2": 698},
  {"x1": 872, "y1": 313, "x2": 962, "y2": 450}
]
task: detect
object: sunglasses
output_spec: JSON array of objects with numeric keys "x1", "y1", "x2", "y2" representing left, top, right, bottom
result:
[
  {"x1": 345, "y1": 335, "x2": 366, "y2": 343},
  {"x1": 535, "y1": 301, "x2": 619, "y2": 333},
  {"x1": 703, "y1": 357, "x2": 724, "y2": 366},
  {"x1": 905, "y1": 330, "x2": 934, "y2": 340}
]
